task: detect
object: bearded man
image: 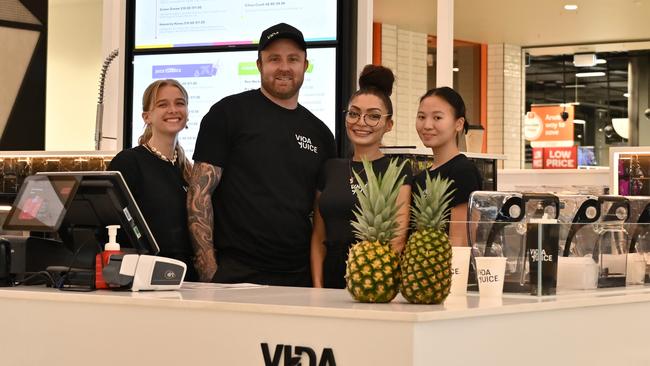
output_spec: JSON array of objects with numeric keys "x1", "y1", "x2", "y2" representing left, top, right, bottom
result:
[{"x1": 188, "y1": 23, "x2": 336, "y2": 286}]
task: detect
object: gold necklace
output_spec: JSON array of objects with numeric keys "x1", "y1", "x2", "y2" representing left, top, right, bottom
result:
[
  {"x1": 349, "y1": 154, "x2": 384, "y2": 184},
  {"x1": 144, "y1": 143, "x2": 177, "y2": 165}
]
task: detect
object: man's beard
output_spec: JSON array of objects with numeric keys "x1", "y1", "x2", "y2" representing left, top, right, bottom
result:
[{"x1": 261, "y1": 73, "x2": 304, "y2": 100}]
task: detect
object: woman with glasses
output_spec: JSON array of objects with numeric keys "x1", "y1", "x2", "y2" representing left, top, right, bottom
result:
[
  {"x1": 310, "y1": 65, "x2": 412, "y2": 289},
  {"x1": 413, "y1": 87, "x2": 482, "y2": 246}
]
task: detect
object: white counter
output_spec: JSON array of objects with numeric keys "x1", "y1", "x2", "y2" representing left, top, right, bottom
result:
[
  {"x1": 498, "y1": 167, "x2": 610, "y2": 193},
  {"x1": 381, "y1": 146, "x2": 507, "y2": 160},
  {"x1": 2, "y1": 284, "x2": 650, "y2": 365}
]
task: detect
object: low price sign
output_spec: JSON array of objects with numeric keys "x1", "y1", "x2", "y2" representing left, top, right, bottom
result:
[{"x1": 532, "y1": 146, "x2": 577, "y2": 169}]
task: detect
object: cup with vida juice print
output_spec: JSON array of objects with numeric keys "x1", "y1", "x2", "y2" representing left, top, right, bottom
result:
[
  {"x1": 474, "y1": 256, "x2": 507, "y2": 297},
  {"x1": 449, "y1": 247, "x2": 472, "y2": 295}
]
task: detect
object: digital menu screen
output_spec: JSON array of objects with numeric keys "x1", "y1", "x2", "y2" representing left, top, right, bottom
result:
[
  {"x1": 134, "y1": 0, "x2": 337, "y2": 49},
  {"x1": 131, "y1": 47, "x2": 337, "y2": 157}
]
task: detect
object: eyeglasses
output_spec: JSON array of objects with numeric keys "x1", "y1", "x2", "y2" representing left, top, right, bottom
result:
[{"x1": 344, "y1": 110, "x2": 391, "y2": 127}]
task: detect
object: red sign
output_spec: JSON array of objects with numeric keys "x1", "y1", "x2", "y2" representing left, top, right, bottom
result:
[
  {"x1": 532, "y1": 148, "x2": 544, "y2": 169},
  {"x1": 525, "y1": 105, "x2": 574, "y2": 147},
  {"x1": 543, "y1": 146, "x2": 577, "y2": 169},
  {"x1": 532, "y1": 146, "x2": 577, "y2": 169}
]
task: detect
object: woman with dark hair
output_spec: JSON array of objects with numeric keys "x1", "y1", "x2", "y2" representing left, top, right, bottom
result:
[
  {"x1": 413, "y1": 87, "x2": 482, "y2": 246},
  {"x1": 108, "y1": 79, "x2": 197, "y2": 280},
  {"x1": 310, "y1": 65, "x2": 412, "y2": 288}
]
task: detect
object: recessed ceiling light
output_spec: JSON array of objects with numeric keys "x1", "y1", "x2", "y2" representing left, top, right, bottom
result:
[
  {"x1": 452, "y1": 67, "x2": 459, "y2": 72},
  {"x1": 595, "y1": 59, "x2": 607, "y2": 64},
  {"x1": 576, "y1": 72, "x2": 605, "y2": 78},
  {"x1": 564, "y1": 4, "x2": 578, "y2": 10},
  {"x1": 623, "y1": 93, "x2": 630, "y2": 98}
]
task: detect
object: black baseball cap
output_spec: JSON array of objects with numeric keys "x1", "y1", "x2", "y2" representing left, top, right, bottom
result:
[{"x1": 258, "y1": 23, "x2": 307, "y2": 52}]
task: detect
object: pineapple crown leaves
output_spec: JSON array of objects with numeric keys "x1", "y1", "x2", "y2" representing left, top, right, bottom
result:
[
  {"x1": 411, "y1": 172, "x2": 456, "y2": 231},
  {"x1": 350, "y1": 158, "x2": 407, "y2": 244}
]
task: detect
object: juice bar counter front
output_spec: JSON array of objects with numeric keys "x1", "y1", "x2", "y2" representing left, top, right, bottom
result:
[{"x1": 2, "y1": 284, "x2": 650, "y2": 365}]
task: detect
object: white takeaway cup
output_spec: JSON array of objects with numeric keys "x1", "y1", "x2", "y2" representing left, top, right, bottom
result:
[
  {"x1": 475, "y1": 256, "x2": 507, "y2": 297},
  {"x1": 449, "y1": 247, "x2": 472, "y2": 295},
  {"x1": 626, "y1": 253, "x2": 646, "y2": 285}
]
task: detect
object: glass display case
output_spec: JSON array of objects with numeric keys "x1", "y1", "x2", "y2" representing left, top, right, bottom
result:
[
  {"x1": 466, "y1": 191, "x2": 650, "y2": 296},
  {"x1": 381, "y1": 147, "x2": 504, "y2": 191},
  {"x1": 0, "y1": 151, "x2": 114, "y2": 204}
]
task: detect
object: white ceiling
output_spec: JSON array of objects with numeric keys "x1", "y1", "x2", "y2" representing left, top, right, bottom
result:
[{"x1": 374, "y1": 0, "x2": 650, "y2": 47}]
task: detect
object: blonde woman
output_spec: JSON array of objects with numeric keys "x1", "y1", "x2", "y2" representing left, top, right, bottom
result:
[{"x1": 108, "y1": 79, "x2": 196, "y2": 280}]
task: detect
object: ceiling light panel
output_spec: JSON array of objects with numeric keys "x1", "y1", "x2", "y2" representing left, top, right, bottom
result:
[{"x1": 575, "y1": 72, "x2": 606, "y2": 78}]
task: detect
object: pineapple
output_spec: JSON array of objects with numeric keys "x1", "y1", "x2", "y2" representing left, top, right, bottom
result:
[
  {"x1": 400, "y1": 173, "x2": 455, "y2": 304},
  {"x1": 345, "y1": 158, "x2": 407, "y2": 303}
]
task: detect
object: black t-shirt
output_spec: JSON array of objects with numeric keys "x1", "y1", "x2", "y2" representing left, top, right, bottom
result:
[
  {"x1": 193, "y1": 89, "x2": 336, "y2": 272},
  {"x1": 108, "y1": 146, "x2": 196, "y2": 281},
  {"x1": 412, "y1": 154, "x2": 482, "y2": 208},
  {"x1": 317, "y1": 156, "x2": 411, "y2": 288},
  {"x1": 318, "y1": 156, "x2": 413, "y2": 247}
]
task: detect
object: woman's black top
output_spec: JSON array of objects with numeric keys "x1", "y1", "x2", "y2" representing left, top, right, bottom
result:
[
  {"x1": 412, "y1": 154, "x2": 483, "y2": 209},
  {"x1": 108, "y1": 145, "x2": 197, "y2": 281},
  {"x1": 317, "y1": 156, "x2": 412, "y2": 289}
]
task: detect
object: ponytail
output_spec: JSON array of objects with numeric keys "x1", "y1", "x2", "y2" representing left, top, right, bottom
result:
[
  {"x1": 175, "y1": 143, "x2": 192, "y2": 183},
  {"x1": 138, "y1": 124, "x2": 153, "y2": 145}
]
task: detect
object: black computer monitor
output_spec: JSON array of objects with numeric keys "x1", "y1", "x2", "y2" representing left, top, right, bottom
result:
[
  {"x1": 4, "y1": 171, "x2": 160, "y2": 258},
  {"x1": 4, "y1": 174, "x2": 80, "y2": 232}
]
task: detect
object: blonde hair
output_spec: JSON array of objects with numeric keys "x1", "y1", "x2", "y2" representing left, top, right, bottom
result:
[{"x1": 139, "y1": 79, "x2": 192, "y2": 182}]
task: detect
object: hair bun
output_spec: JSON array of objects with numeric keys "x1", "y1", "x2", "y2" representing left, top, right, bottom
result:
[{"x1": 358, "y1": 65, "x2": 394, "y2": 97}]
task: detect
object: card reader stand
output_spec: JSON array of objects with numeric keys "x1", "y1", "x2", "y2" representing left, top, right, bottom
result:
[{"x1": 1, "y1": 172, "x2": 160, "y2": 289}]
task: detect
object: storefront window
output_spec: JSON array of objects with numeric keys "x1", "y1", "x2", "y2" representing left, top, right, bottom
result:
[{"x1": 525, "y1": 51, "x2": 650, "y2": 167}]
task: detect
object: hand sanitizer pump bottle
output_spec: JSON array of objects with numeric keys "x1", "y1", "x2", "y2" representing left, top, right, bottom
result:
[{"x1": 95, "y1": 225, "x2": 123, "y2": 289}]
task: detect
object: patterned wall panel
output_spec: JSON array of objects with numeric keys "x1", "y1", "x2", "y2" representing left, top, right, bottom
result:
[{"x1": 0, "y1": 0, "x2": 47, "y2": 150}]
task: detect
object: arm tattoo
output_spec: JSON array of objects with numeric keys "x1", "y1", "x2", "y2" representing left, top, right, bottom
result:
[{"x1": 187, "y1": 162, "x2": 222, "y2": 281}]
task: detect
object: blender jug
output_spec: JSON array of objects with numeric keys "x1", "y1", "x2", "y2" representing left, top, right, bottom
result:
[
  {"x1": 469, "y1": 192, "x2": 525, "y2": 257},
  {"x1": 593, "y1": 196, "x2": 630, "y2": 288},
  {"x1": 467, "y1": 191, "x2": 525, "y2": 291},
  {"x1": 626, "y1": 197, "x2": 650, "y2": 284},
  {"x1": 560, "y1": 195, "x2": 600, "y2": 256},
  {"x1": 557, "y1": 195, "x2": 600, "y2": 290}
]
